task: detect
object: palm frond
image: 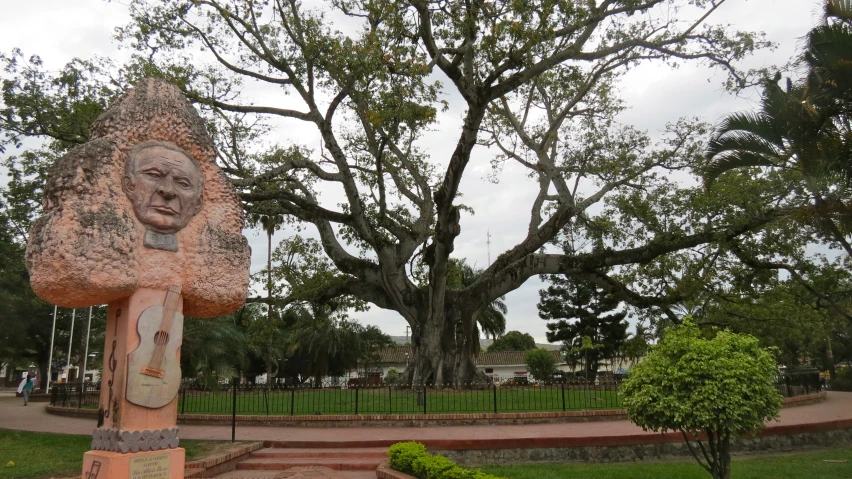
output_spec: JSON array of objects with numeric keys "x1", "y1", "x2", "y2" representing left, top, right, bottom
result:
[
  {"x1": 706, "y1": 130, "x2": 785, "y2": 160},
  {"x1": 713, "y1": 111, "x2": 784, "y2": 148},
  {"x1": 703, "y1": 151, "x2": 777, "y2": 186}
]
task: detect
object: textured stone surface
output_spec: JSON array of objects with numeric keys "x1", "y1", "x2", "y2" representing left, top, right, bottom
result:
[
  {"x1": 26, "y1": 78, "x2": 250, "y2": 317},
  {"x1": 436, "y1": 428, "x2": 852, "y2": 465}
]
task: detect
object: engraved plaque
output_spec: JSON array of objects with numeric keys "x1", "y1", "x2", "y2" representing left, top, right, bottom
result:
[{"x1": 130, "y1": 453, "x2": 170, "y2": 479}]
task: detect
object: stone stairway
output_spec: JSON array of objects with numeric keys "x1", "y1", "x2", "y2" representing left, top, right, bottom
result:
[
  {"x1": 209, "y1": 443, "x2": 386, "y2": 478},
  {"x1": 236, "y1": 447, "x2": 387, "y2": 471}
]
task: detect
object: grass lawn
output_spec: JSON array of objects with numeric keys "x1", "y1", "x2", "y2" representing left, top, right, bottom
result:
[
  {"x1": 0, "y1": 430, "x2": 229, "y2": 479},
  {"x1": 176, "y1": 385, "x2": 622, "y2": 415},
  {"x1": 481, "y1": 447, "x2": 852, "y2": 479}
]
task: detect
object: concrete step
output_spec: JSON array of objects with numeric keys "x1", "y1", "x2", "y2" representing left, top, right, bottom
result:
[
  {"x1": 250, "y1": 447, "x2": 387, "y2": 459},
  {"x1": 264, "y1": 439, "x2": 396, "y2": 449},
  {"x1": 236, "y1": 457, "x2": 384, "y2": 471}
]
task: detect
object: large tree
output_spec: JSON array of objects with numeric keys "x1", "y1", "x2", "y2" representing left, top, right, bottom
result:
[
  {"x1": 116, "y1": 0, "x2": 783, "y2": 385},
  {"x1": 3, "y1": 1, "x2": 791, "y2": 385}
]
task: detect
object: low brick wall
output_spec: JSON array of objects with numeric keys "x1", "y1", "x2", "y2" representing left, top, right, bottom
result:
[
  {"x1": 45, "y1": 391, "x2": 826, "y2": 427},
  {"x1": 435, "y1": 421, "x2": 852, "y2": 465},
  {"x1": 377, "y1": 464, "x2": 414, "y2": 479},
  {"x1": 179, "y1": 409, "x2": 628, "y2": 427},
  {"x1": 184, "y1": 442, "x2": 263, "y2": 478}
]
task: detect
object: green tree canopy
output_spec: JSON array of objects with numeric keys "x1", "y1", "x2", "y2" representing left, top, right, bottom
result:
[
  {"x1": 524, "y1": 348, "x2": 557, "y2": 382},
  {"x1": 538, "y1": 274, "x2": 628, "y2": 382},
  {"x1": 487, "y1": 331, "x2": 536, "y2": 352},
  {"x1": 620, "y1": 319, "x2": 782, "y2": 479}
]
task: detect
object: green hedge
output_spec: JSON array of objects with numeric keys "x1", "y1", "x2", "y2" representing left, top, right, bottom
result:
[{"x1": 387, "y1": 442, "x2": 505, "y2": 479}]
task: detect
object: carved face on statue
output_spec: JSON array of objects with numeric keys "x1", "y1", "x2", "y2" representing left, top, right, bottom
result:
[{"x1": 122, "y1": 141, "x2": 204, "y2": 250}]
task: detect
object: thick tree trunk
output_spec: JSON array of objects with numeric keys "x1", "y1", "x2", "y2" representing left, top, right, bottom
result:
[{"x1": 407, "y1": 305, "x2": 487, "y2": 387}]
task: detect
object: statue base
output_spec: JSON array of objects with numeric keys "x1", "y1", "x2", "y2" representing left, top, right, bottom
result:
[
  {"x1": 82, "y1": 289, "x2": 185, "y2": 479},
  {"x1": 83, "y1": 448, "x2": 185, "y2": 479}
]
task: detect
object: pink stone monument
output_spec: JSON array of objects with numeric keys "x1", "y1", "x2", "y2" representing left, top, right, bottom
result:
[{"x1": 26, "y1": 78, "x2": 251, "y2": 479}]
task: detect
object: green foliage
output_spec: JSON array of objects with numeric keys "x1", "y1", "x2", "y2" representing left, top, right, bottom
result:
[
  {"x1": 448, "y1": 258, "x2": 508, "y2": 342},
  {"x1": 285, "y1": 307, "x2": 393, "y2": 383},
  {"x1": 538, "y1": 274, "x2": 628, "y2": 382},
  {"x1": 487, "y1": 331, "x2": 536, "y2": 352},
  {"x1": 388, "y1": 442, "x2": 428, "y2": 474},
  {"x1": 620, "y1": 319, "x2": 782, "y2": 479},
  {"x1": 524, "y1": 349, "x2": 557, "y2": 382},
  {"x1": 412, "y1": 454, "x2": 456, "y2": 479},
  {"x1": 387, "y1": 442, "x2": 504, "y2": 479},
  {"x1": 384, "y1": 367, "x2": 401, "y2": 385},
  {"x1": 181, "y1": 310, "x2": 248, "y2": 387}
]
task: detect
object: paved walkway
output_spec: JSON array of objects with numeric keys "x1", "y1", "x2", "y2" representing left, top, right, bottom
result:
[
  {"x1": 3, "y1": 392, "x2": 852, "y2": 479},
  {"x1": 1, "y1": 391, "x2": 851, "y2": 443}
]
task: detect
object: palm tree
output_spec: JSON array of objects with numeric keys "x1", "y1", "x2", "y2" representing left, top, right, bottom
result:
[
  {"x1": 181, "y1": 311, "x2": 248, "y2": 388},
  {"x1": 250, "y1": 213, "x2": 283, "y2": 320},
  {"x1": 803, "y1": 0, "x2": 852, "y2": 185},
  {"x1": 704, "y1": 75, "x2": 852, "y2": 255},
  {"x1": 286, "y1": 308, "x2": 361, "y2": 385},
  {"x1": 450, "y1": 258, "x2": 508, "y2": 342}
]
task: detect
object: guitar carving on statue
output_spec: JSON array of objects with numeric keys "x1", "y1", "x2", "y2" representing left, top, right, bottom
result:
[{"x1": 126, "y1": 285, "x2": 184, "y2": 408}]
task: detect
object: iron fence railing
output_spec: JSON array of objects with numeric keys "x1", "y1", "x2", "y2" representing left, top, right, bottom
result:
[
  {"x1": 49, "y1": 381, "x2": 99, "y2": 408},
  {"x1": 174, "y1": 379, "x2": 625, "y2": 416},
  {"x1": 49, "y1": 373, "x2": 821, "y2": 416}
]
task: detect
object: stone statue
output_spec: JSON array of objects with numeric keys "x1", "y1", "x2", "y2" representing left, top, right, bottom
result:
[
  {"x1": 25, "y1": 78, "x2": 251, "y2": 479},
  {"x1": 26, "y1": 78, "x2": 250, "y2": 318},
  {"x1": 122, "y1": 140, "x2": 204, "y2": 251}
]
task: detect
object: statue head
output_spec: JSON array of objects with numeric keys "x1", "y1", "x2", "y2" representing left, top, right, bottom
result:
[{"x1": 122, "y1": 140, "x2": 204, "y2": 235}]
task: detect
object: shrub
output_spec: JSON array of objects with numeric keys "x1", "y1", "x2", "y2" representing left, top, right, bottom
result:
[
  {"x1": 387, "y1": 442, "x2": 506, "y2": 479},
  {"x1": 388, "y1": 442, "x2": 427, "y2": 474},
  {"x1": 620, "y1": 318, "x2": 782, "y2": 479},
  {"x1": 441, "y1": 466, "x2": 475, "y2": 479},
  {"x1": 412, "y1": 454, "x2": 455, "y2": 479}
]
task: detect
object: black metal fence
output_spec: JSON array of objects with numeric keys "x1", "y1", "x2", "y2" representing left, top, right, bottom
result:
[
  {"x1": 775, "y1": 370, "x2": 823, "y2": 397},
  {"x1": 49, "y1": 381, "x2": 99, "y2": 408},
  {"x1": 50, "y1": 372, "x2": 821, "y2": 416},
  {"x1": 176, "y1": 378, "x2": 625, "y2": 416}
]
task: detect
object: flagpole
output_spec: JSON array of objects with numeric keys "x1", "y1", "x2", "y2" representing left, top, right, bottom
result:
[
  {"x1": 81, "y1": 307, "x2": 93, "y2": 383},
  {"x1": 46, "y1": 305, "x2": 57, "y2": 392},
  {"x1": 66, "y1": 309, "x2": 75, "y2": 382}
]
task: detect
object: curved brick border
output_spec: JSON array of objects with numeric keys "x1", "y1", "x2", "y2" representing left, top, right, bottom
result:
[
  {"x1": 184, "y1": 442, "x2": 263, "y2": 478},
  {"x1": 377, "y1": 464, "x2": 414, "y2": 479},
  {"x1": 45, "y1": 391, "x2": 825, "y2": 427}
]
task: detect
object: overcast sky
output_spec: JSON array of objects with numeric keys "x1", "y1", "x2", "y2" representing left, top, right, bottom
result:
[{"x1": 0, "y1": 1, "x2": 820, "y2": 342}]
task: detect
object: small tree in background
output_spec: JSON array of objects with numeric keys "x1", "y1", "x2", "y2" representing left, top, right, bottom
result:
[
  {"x1": 620, "y1": 319, "x2": 782, "y2": 479},
  {"x1": 487, "y1": 331, "x2": 537, "y2": 352},
  {"x1": 538, "y1": 275, "x2": 628, "y2": 382},
  {"x1": 384, "y1": 367, "x2": 401, "y2": 386},
  {"x1": 524, "y1": 349, "x2": 558, "y2": 382}
]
